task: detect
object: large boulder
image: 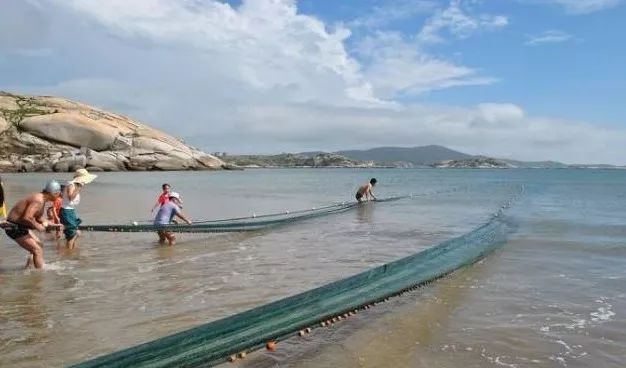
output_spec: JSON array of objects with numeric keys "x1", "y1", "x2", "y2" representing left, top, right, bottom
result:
[
  {"x1": 0, "y1": 160, "x2": 13, "y2": 171},
  {"x1": 194, "y1": 153, "x2": 225, "y2": 169},
  {"x1": 53, "y1": 154, "x2": 87, "y2": 172},
  {"x1": 133, "y1": 136, "x2": 193, "y2": 160},
  {"x1": 85, "y1": 149, "x2": 126, "y2": 171},
  {"x1": 0, "y1": 115, "x2": 8, "y2": 134},
  {"x1": 20, "y1": 112, "x2": 120, "y2": 151}
]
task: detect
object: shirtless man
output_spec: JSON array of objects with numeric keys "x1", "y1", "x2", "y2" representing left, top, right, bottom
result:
[
  {"x1": 2, "y1": 180, "x2": 63, "y2": 269},
  {"x1": 355, "y1": 178, "x2": 377, "y2": 203}
]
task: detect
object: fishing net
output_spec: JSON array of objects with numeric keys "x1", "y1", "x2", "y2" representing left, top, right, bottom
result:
[
  {"x1": 78, "y1": 194, "x2": 414, "y2": 234},
  {"x1": 72, "y1": 206, "x2": 520, "y2": 367}
]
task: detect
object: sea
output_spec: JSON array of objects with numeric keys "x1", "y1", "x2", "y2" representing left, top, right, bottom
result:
[{"x1": 0, "y1": 169, "x2": 624, "y2": 367}]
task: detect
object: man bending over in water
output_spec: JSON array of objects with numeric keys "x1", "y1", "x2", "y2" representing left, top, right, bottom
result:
[
  {"x1": 356, "y1": 178, "x2": 377, "y2": 203},
  {"x1": 2, "y1": 180, "x2": 63, "y2": 268},
  {"x1": 154, "y1": 192, "x2": 192, "y2": 246}
]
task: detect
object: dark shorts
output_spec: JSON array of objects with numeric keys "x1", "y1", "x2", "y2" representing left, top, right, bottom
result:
[
  {"x1": 4, "y1": 222, "x2": 33, "y2": 240},
  {"x1": 356, "y1": 192, "x2": 363, "y2": 202},
  {"x1": 59, "y1": 208, "x2": 82, "y2": 240},
  {"x1": 154, "y1": 223, "x2": 170, "y2": 231}
]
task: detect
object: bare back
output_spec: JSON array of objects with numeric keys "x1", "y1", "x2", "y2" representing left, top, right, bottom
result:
[
  {"x1": 357, "y1": 183, "x2": 372, "y2": 196},
  {"x1": 7, "y1": 193, "x2": 45, "y2": 228}
]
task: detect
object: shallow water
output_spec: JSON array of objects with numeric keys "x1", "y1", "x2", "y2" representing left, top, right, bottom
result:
[{"x1": 0, "y1": 169, "x2": 624, "y2": 367}]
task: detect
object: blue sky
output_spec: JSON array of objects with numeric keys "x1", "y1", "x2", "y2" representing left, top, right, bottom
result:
[
  {"x1": 1, "y1": 0, "x2": 625, "y2": 163},
  {"x1": 298, "y1": 0, "x2": 626, "y2": 125}
]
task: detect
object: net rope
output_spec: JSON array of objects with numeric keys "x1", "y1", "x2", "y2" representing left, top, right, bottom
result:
[{"x1": 79, "y1": 188, "x2": 461, "y2": 234}]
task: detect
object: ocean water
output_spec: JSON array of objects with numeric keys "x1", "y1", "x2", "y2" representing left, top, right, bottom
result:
[{"x1": 0, "y1": 169, "x2": 624, "y2": 367}]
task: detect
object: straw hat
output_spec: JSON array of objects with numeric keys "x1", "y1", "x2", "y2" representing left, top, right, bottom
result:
[{"x1": 70, "y1": 168, "x2": 97, "y2": 185}]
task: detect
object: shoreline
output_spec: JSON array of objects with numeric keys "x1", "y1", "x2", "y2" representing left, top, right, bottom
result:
[{"x1": 1, "y1": 166, "x2": 625, "y2": 174}]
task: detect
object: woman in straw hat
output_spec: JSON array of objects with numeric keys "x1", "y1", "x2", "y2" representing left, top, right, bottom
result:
[{"x1": 59, "y1": 168, "x2": 97, "y2": 249}]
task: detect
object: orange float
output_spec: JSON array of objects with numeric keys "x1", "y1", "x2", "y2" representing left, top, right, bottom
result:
[{"x1": 266, "y1": 341, "x2": 277, "y2": 351}]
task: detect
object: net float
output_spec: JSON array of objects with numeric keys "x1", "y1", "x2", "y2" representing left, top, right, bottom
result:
[{"x1": 266, "y1": 341, "x2": 277, "y2": 351}]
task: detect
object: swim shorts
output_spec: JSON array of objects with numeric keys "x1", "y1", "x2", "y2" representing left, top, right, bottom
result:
[{"x1": 4, "y1": 222, "x2": 33, "y2": 240}]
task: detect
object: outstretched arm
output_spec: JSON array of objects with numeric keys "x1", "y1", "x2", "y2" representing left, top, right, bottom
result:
[
  {"x1": 371, "y1": 193, "x2": 377, "y2": 201},
  {"x1": 151, "y1": 194, "x2": 164, "y2": 212},
  {"x1": 175, "y1": 212, "x2": 192, "y2": 225},
  {"x1": 368, "y1": 187, "x2": 377, "y2": 201}
]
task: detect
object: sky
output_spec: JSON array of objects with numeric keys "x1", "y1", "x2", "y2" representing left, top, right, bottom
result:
[{"x1": 1, "y1": 0, "x2": 625, "y2": 164}]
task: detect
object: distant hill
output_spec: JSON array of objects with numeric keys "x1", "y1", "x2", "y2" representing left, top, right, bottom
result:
[
  {"x1": 501, "y1": 159, "x2": 568, "y2": 169},
  {"x1": 222, "y1": 152, "x2": 373, "y2": 168},
  {"x1": 334, "y1": 145, "x2": 472, "y2": 165},
  {"x1": 432, "y1": 156, "x2": 514, "y2": 169},
  {"x1": 227, "y1": 145, "x2": 615, "y2": 169}
]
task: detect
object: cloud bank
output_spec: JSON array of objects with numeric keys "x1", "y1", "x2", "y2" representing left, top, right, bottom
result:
[{"x1": 0, "y1": 0, "x2": 624, "y2": 164}]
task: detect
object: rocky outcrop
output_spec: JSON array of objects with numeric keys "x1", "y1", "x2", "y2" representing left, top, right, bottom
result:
[
  {"x1": 431, "y1": 157, "x2": 514, "y2": 169},
  {"x1": 223, "y1": 153, "x2": 375, "y2": 168},
  {"x1": 0, "y1": 115, "x2": 8, "y2": 134},
  {"x1": 0, "y1": 92, "x2": 225, "y2": 172}
]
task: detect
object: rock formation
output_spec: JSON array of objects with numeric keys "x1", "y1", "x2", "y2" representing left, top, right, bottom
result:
[
  {"x1": 223, "y1": 153, "x2": 376, "y2": 168},
  {"x1": 431, "y1": 157, "x2": 513, "y2": 169},
  {"x1": 0, "y1": 92, "x2": 225, "y2": 172}
]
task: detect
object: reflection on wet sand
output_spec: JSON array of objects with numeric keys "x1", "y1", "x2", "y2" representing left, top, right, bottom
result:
[
  {"x1": 356, "y1": 202, "x2": 375, "y2": 224},
  {"x1": 0, "y1": 274, "x2": 50, "y2": 366},
  {"x1": 326, "y1": 263, "x2": 489, "y2": 368}
]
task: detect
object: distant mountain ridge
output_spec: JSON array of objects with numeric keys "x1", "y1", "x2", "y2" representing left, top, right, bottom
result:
[
  {"x1": 334, "y1": 145, "x2": 472, "y2": 165},
  {"x1": 302, "y1": 146, "x2": 577, "y2": 168},
  {"x1": 225, "y1": 145, "x2": 621, "y2": 169}
]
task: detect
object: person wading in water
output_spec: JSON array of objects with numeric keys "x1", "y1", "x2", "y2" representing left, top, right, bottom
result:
[
  {"x1": 355, "y1": 178, "x2": 378, "y2": 203},
  {"x1": 2, "y1": 180, "x2": 63, "y2": 269},
  {"x1": 154, "y1": 192, "x2": 192, "y2": 246},
  {"x1": 59, "y1": 169, "x2": 97, "y2": 249}
]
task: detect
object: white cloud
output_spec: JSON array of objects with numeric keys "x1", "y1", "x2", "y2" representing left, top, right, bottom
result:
[
  {"x1": 537, "y1": 0, "x2": 622, "y2": 14},
  {"x1": 43, "y1": 0, "x2": 497, "y2": 102},
  {"x1": 1, "y1": 0, "x2": 625, "y2": 164},
  {"x1": 525, "y1": 30, "x2": 573, "y2": 45},
  {"x1": 51, "y1": 0, "x2": 373, "y2": 105},
  {"x1": 355, "y1": 32, "x2": 496, "y2": 98},
  {"x1": 418, "y1": 0, "x2": 508, "y2": 43},
  {"x1": 475, "y1": 103, "x2": 525, "y2": 125},
  {"x1": 348, "y1": 0, "x2": 436, "y2": 29}
]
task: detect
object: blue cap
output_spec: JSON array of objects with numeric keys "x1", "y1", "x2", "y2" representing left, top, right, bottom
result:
[{"x1": 43, "y1": 180, "x2": 61, "y2": 194}]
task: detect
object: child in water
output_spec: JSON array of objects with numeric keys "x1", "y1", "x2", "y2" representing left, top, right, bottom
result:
[
  {"x1": 46, "y1": 185, "x2": 64, "y2": 239},
  {"x1": 151, "y1": 183, "x2": 171, "y2": 213}
]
